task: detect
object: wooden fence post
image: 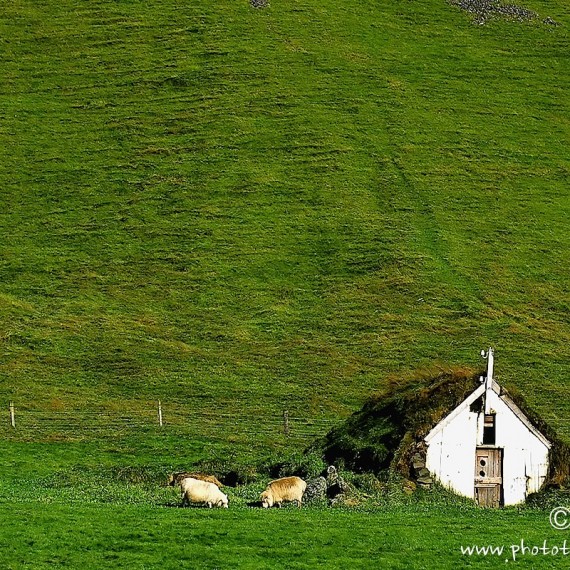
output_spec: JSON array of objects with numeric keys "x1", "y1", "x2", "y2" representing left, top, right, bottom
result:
[
  {"x1": 283, "y1": 410, "x2": 289, "y2": 436},
  {"x1": 158, "y1": 400, "x2": 163, "y2": 427},
  {"x1": 9, "y1": 402, "x2": 15, "y2": 428}
]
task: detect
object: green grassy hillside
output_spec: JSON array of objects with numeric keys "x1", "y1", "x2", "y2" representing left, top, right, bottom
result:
[{"x1": 1, "y1": 0, "x2": 569, "y2": 455}]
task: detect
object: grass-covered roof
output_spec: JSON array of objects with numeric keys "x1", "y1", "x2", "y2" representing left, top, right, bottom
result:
[{"x1": 311, "y1": 366, "x2": 570, "y2": 487}]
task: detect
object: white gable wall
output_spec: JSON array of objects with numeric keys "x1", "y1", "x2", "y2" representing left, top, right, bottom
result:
[
  {"x1": 484, "y1": 390, "x2": 550, "y2": 505},
  {"x1": 425, "y1": 406, "x2": 478, "y2": 499},
  {"x1": 425, "y1": 388, "x2": 550, "y2": 506}
]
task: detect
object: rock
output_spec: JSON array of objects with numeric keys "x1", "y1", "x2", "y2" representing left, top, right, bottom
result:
[
  {"x1": 417, "y1": 467, "x2": 431, "y2": 478},
  {"x1": 412, "y1": 453, "x2": 426, "y2": 469},
  {"x1": 330, "y1": 495, "x2": 361, "y2": 508},
  {"x1": 304, "y1": 476, "x2": 327, "y2": 502},
  {"x1": 448, "y1": 0, "x2": 540, "y2": 25},
  {"x1": 410, "y1": 443, "x2": 430, "y2": 483},
  {"x1": 329, "y1": 493, "x2": 345, "y2": 506},
  {"x1": 327, "y1": 480, "x2": 350, "y2": 499},
  {"x1": 326, "y1": 465, "x2": 351, "y2": 500},
  {"x1": 250, "y1": 0, "x2": 269, "y2": 8},
  {"x1": 417, "y1": 476, "x2": 434, "y2": 487}
]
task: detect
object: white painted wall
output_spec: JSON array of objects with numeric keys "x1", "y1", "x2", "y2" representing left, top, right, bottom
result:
[
  {"x1": 425, "y1": 389, "x2": 550, "y2": 506},
  {"x1": 425, "y1": 406, "x2": 478, "y2": 499},
  {"x1": 484, "y1": 390, "x2": 550, "y2": 505}
]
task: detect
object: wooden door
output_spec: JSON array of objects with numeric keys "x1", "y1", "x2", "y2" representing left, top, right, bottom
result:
[{"x1": 474, "y1": 447, "x2": 503, "y2": 507}]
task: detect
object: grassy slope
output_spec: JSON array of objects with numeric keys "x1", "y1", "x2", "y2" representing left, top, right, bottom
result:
[
  {"x1": 1, "y1": 0, "x2": 568, "y2": 447},
  {"x1": 0, "y1": 0, "x2": 568, "y2": 429}
]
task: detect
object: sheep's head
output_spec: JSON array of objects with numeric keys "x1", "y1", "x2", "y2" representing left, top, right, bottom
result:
[{"x1": 260, "y1": 490, "x2": 273, "y2": 508}]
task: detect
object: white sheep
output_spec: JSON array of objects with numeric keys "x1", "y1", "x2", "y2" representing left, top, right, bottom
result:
[
  {"x1": 168, "y1": 472, "x2": 223, "y2": 488},
  {"x1": 260, "y1": 476, "x2": 307, "y2": 508},
  {"x1": 180, "y1": 477, "x2": 229, "y2": 508}
]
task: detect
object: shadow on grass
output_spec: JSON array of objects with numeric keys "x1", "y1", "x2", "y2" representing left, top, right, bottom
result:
[{"x1": 246, "y1": 500, "x2": 263, "y2": 508}]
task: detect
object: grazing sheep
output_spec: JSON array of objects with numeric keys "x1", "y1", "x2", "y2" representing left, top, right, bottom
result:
[
  {"x1": 180, "y1": 477, "x2": 229, "y2": 508},
  {"x1": 260, "y1": 476, "x2": 307, "y2": 508},
  {"x1": 168, "y1": 472, "x2": 223, "y2": 488}
]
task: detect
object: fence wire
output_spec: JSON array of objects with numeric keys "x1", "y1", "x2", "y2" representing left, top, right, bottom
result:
[
  {"x1": 4, "y1": 405, "x2": 568, "y2": 445},
  {"x1": 2, "y1": 403, "x2": 338, "y2": 444}
]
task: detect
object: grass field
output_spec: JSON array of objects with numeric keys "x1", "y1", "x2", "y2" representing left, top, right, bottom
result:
[
  {"x1": 3, "y1": 502, "x2": 568, "y2": 569},
  {"x1": 1, "y1": 0, "x2": 569, "y2": 567},
  {"x1": 1, "y1": 444, "x2": 568, "y2": 569}
]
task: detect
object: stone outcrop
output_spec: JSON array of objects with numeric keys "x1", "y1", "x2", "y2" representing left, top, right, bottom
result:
[
  {"x1": 304, "y1": 476, "x2": 327, "y2": 502},
  {"x1": 410, "y1": 442, "x2": 433, "y2": 488}
]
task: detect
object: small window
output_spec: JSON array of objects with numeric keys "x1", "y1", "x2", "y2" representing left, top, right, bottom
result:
[{"x1": 483, "y1": 414, "x2": 496, "y2": 445}]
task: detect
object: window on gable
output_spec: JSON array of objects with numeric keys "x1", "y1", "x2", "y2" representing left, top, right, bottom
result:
[{"x1": 483, "y1": 414, "x2": 496, "y2": 445}]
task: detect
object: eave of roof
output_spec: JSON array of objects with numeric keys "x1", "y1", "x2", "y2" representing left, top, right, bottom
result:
[{"x1": 424, "y1": 383, "x2": 485, "y2": 443}]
